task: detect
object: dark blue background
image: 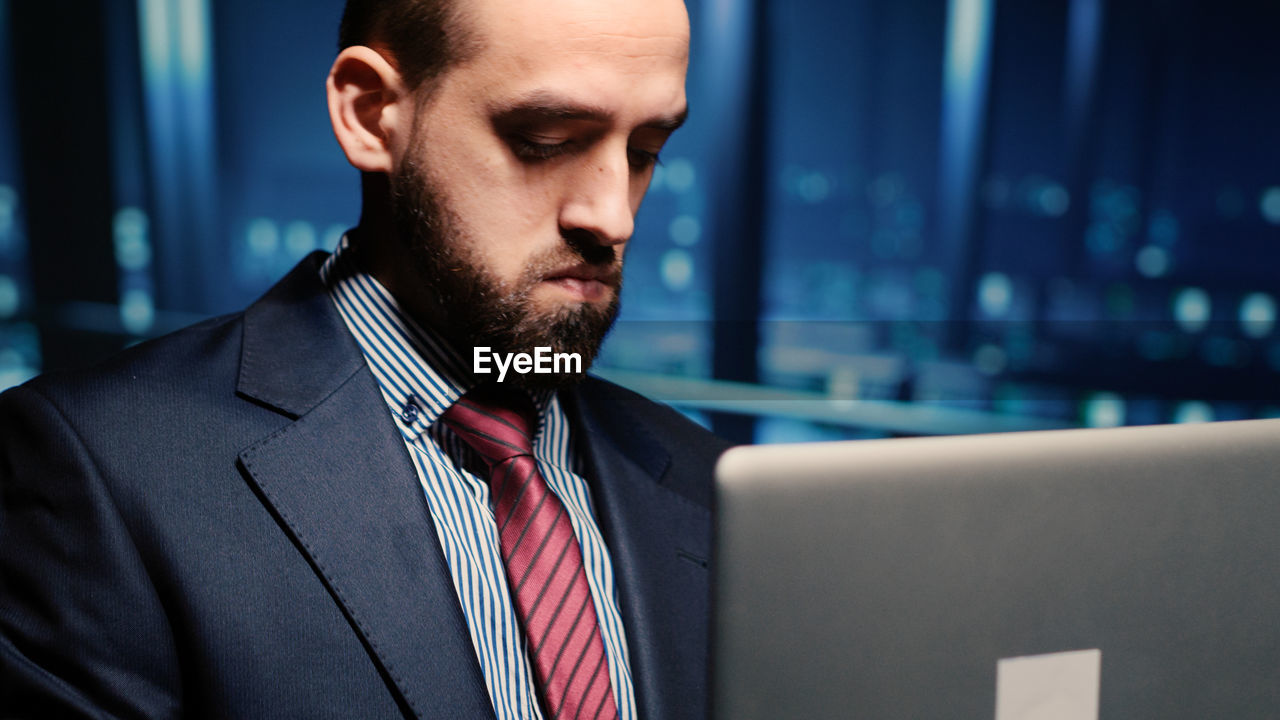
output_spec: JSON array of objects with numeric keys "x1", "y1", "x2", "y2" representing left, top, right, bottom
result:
[{"x1": 2, "y1": 0, "x2": 1278, "y2": 442}]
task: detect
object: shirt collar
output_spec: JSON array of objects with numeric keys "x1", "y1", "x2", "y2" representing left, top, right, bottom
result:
[{"x1": 320, "y1": 234, "x2": 550, "y2": 441}]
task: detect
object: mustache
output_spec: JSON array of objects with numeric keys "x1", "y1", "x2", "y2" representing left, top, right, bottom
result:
[
  {"x1": 562, "y1": 228, "x2": 620, "y2": 267},
  {"x1": 519, "y1": 229, "x2": 623, "y2": 289}
]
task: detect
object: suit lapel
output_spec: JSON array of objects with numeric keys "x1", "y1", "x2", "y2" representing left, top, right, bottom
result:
[
  {"x1": 563, "y1": 381, "x2": 714, "y2": 720},
  {"x1": 234, "y1": 256, "x2": 494, "y2": 719}
]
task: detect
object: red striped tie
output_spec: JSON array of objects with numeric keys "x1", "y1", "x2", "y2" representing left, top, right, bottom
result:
[{"x1": 443, "y1": 387, "x2": 619, "y2": 720}]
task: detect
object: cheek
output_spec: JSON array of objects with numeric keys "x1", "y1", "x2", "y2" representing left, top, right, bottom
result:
[
  {"x1": 434, "y1": 142, "x2": 555, "y2": 227},
  {"x1": 469, "y1": 172, "x2": 560, "y2": 242},
  {"x1": 467, "y1": 147, "x2": 562, "y2": 228},
  {"x1": 451, "y1": 175, "x2": 564, "y2": 282}
]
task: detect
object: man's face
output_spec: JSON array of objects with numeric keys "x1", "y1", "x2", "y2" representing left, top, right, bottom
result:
[{"x1": 385, "y1": 0, "x2": 690, "y2": 388}]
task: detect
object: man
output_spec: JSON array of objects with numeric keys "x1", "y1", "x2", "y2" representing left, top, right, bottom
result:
[{"x1": 0, "y1": 0, "x2": 728, "y2": 717}]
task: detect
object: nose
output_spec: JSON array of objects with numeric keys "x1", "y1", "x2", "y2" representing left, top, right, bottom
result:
[{"x1": 558, "y1": 147, "x2": 636, "y2": 247}]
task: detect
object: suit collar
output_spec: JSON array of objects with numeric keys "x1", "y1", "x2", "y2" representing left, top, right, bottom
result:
[
  {"x1": 235, "y1": 254, "x2": 495, "y2": 718},
  {"x1": 237, "y1": 252, "x2": 367, "y2": 418},
  {"x1": 238, "y1": 369, "x2": 495, "y2": 719},
  {"x1": 562, "y1": 380, "x2": 713, "y2": 720},
  {"x1": 562, "y1": 379, "x2": 671, "y2": 487}
]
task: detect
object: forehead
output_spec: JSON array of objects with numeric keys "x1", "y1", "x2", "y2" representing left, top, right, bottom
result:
[
  {"x1": 467, "y1": 0, "x2": 689, "y2": 57},
  {"x1": 452, "y1": 0, "x2": 690, "y2": 108}
]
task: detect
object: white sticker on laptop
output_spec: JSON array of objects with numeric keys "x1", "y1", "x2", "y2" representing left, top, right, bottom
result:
[{"x1": 995, "y1": 649, "x2": 1101, "y2": 720}]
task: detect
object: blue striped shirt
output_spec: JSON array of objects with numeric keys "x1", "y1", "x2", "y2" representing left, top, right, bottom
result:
[{"x1": 320, "y1": 237, "x2": 637, "y2": 720}]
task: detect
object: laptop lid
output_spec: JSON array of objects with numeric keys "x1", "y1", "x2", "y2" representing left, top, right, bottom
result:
[{"x1": 712, "y1": 419, "x2": 1280, "y2": 719}]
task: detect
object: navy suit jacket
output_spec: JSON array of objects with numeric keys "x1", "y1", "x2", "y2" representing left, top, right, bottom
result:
[{"x1": 0, "y1": 255, "x2": 730, "y2": 719}]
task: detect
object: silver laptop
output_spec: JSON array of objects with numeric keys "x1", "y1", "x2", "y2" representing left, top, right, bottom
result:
[{"x1": 712, "y1": 419, "x2": 1280, "y2": 719}]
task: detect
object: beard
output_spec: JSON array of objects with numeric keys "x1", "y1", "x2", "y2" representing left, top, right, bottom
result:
[{"x1": 386, "y1": 155, "x2": 622, "y2": 391}]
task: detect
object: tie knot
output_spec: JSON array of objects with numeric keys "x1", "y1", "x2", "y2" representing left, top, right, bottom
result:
[{"x1": 441, "y1": 385, "x2": 538, "y2": 466}]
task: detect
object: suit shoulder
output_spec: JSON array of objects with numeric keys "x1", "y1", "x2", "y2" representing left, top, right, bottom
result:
[
  {"x1": 11, "y1": 311, "x2": 245, "y2": 424},
  {"x1": 576, "y1": 375, "x2": 731, "y2": 454},
  {"x1": 571, "y1": 375, "x2": 732, "y2": 511}
]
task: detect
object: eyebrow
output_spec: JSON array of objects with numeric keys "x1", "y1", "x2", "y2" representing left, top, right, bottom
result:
[{"x1": 489, "y1": 90, "x2": 689, "y2": 133}]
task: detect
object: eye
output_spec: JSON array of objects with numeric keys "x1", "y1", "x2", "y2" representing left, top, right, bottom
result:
[
  {"x1": 510, "y1": 135, "x2": 572, "y2": 162},
  {"x1": 627, "y1": 147, "x2": 662, "y2": 172}
]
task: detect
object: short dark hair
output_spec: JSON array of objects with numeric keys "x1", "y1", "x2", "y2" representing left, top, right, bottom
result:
[{"x1": 338, "y1": 0, "x2": 480, "y2": 92}]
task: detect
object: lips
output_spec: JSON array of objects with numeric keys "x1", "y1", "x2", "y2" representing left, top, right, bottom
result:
[
  {"x1": 543, "y1": 263, "x2": 621, "y2": 289},
  {"x1": 542, "y1": 264, "x2": 621, "y2": 302}
]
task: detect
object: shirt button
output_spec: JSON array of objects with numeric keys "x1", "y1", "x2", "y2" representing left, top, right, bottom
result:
[{"x1": 400, "y1": 401, "x2": 420, "y2": 424}]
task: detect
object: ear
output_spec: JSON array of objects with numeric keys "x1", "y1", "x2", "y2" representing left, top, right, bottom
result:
[{"x1": 326, "y1": 46, "x2": 410, "y2": 174}]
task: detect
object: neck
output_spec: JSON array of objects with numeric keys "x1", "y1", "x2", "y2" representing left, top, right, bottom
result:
[{"x1": 351, "y1": 178, "x2": 452, "y2": 336}]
